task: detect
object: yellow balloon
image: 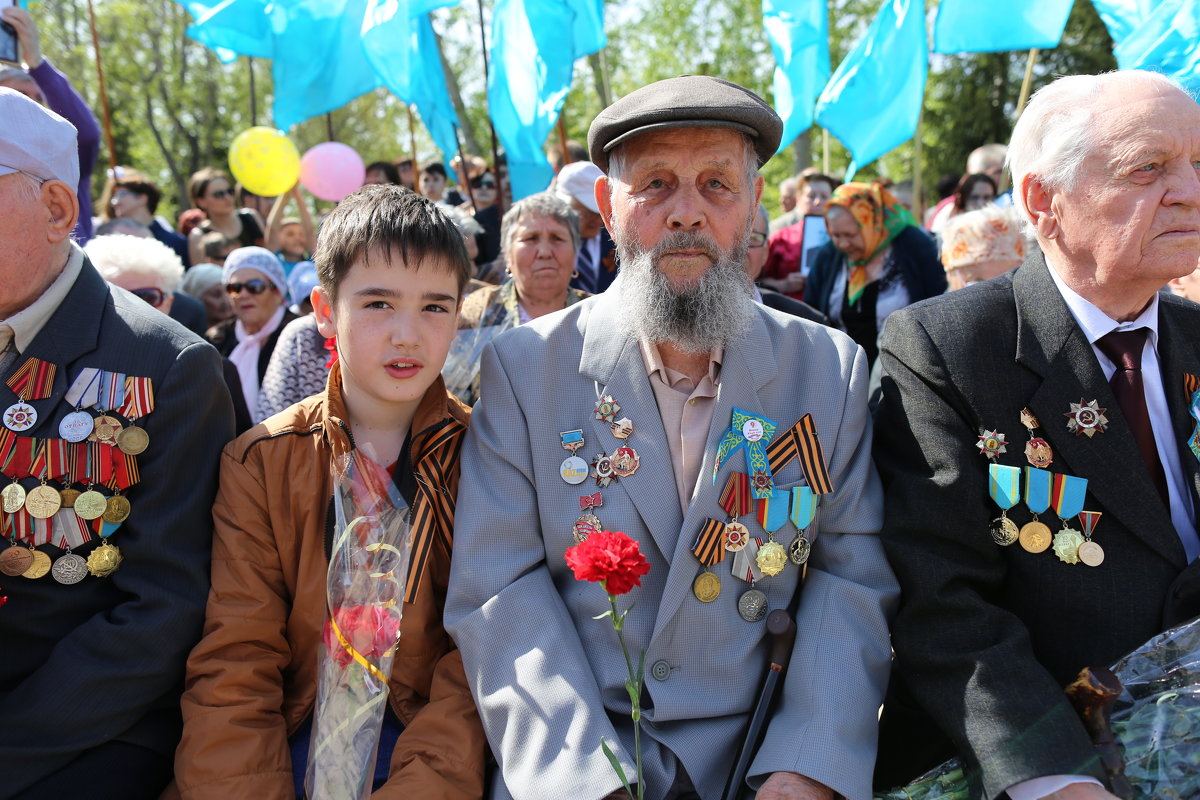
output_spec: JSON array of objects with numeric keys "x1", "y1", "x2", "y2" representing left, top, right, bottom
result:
[{"x1": 228, "y1": 126, "x2": 301, "y2": 197}]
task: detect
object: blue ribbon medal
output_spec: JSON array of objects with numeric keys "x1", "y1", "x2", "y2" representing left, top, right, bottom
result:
[
  {"x1": 1018, "y1": 467, "x2": 1054, "y2": 554},
  {"x1": 987, "y1": 464, "x2": 1021, "y2": 546},
  {"x1": 713, "y1": 408, "x2": 778, "y2": 499},
  {"x1": 788, "y1": 486, "x2": 818, "y2": 565}
]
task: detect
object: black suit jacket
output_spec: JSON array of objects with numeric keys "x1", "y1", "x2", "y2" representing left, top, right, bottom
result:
[
  {"x1": 0, "y1": 259, "x2": 234, "y2": 795},
  {"x1": 872, "y1": 254, "x2": 1200, "y2": 799}
]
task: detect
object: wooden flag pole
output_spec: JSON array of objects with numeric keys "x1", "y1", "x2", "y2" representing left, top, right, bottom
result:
[
  {"x1": 325, "y1": 113, "x2": 335, "y2": 142},
  {"x1": 1003, "y1": 47, "x2": 1041, "y2": 193},
  {"x1": 475, "y1": 0, "x2": 505, "y2": 213},
  {"x1": 557, "y1": 115, "x2": 571, "y2": 167},
  {"x1": 822, "y1": 128, "x2": 831, "y2": 176},
  {"x1": 407, "y1": 104, "x2": 422, "y2": 194},
  {"x1": 85, "y1": 0, "x2": 117, "y2": 169},
  {"x1": 248, "y1": 57, "x2": 258, "y2": 126}
]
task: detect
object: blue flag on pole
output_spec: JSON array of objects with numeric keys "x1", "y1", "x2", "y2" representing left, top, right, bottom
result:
[
  {"x1": 488, "y1": 0, "x2": 606, "y2": 200},
  {"x1": 932, "y1": 0, "x2": 1074, "y2": 53},
  {"x1": 1113, "y1": 0, "x2": 1200, "y2": 91},
  {"x1": 814, "y1": 0, "x2": 927, "y2": 180},
  {"x1": 1089, "y1": 0, "x2": 1153, "y2": 45},
  {"x1": 763, "y1": 0, "x2": 830, "y2": 155}
]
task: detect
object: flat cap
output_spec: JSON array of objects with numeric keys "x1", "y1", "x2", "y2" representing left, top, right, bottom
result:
[{"x1": 587, "y1": 75, "x2": 782, "y2": 172}]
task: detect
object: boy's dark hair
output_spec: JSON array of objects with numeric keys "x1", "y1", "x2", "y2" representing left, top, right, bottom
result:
[
  {"x1": 366, "y1": 161, "x2": 402, "y2": 185},
  {"x1": 116, "y1": 178, "x2": 162, "y2": 213},
  {"x1": 315, "y1": 184, "x2": 471, "y2": 297},
  {"x1": 421, "y1": 161, "x2": 447, "y2": 180}
]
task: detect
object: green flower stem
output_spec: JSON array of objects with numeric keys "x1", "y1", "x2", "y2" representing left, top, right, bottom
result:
[{"x1": 608, "y1": 589, "x2": 644, "y2": 800}]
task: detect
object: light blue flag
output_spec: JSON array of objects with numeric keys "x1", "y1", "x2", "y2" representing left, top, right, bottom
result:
[
  {"x1": 1114, "y1": 0, "x2": 1200, "y2": 91},
  {"x1": 814, "y1": 0, "x2": 927, "y2": 180},
  {"x1": 180, "y1": 0, "x2": 273, "y2": 63},
  {"x1": 933, "y1": 0, "x2": 1073, "y2": 53},
  {"x1": 488, "y1": 0, "x2": 606, "y2": 200},
  {"x1": 1090, "y1": 0, "x2": 1153, "y2": 44},
  {"x1": 764, "y1": 0, "x2": 830, "y2": 155}
]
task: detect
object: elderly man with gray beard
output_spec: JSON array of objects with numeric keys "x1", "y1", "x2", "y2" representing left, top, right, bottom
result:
[{"x1": 446, "y1": 76, "x2": 897, "y2": 800}]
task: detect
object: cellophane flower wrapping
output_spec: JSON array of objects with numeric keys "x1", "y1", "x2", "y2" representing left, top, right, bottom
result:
[
  {"x1": 874, "y1": 614, "x2": 1200, "y2": 800},
  {"x1": 304, "y1": 452, "x2": 412, "y2": 800},
  {"x1": 441, "y1": 321, "x2": 514, "y2": 406}
]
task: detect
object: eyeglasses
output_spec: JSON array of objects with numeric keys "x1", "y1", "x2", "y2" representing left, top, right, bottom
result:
[
  {"x1": 749, "y1": 232, "x2": 768, "y2": 248},
  {"x1": 208, "y1": 188, "x2": 234, "y2": 200},
  {"x1": 472, "y1": 180, "x2": 496, "y2": 189},
  {"x1": 131, "y1": 287, "x2": 167, "y2": 307},
  {"x1": 225, "y1": 279, "x2": 273, "y2": 296}
]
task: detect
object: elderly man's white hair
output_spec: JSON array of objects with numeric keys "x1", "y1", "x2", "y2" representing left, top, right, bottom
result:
[
  {"x1": 1007, "y1": 70, "x2": 1191, "y2": 226},
  {"x1": 85, "y1": 234, "x2": 185, "y2": 293}
]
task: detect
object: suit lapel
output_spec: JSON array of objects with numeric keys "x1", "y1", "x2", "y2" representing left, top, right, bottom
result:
[
  {"x1": 1158, "y1": 298, "x2": 1200, "y2": 516},
  {"x1": 1015, "y1": 257, "x2": 1185, "y2": 567},
  {"x1": 1, "y1": 260, "x2": 106, "y2": 438}
]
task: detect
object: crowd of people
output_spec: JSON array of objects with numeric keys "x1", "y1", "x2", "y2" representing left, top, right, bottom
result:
[{"x1": 3, "y1": 4, "x2": 1200, "y2": 800}]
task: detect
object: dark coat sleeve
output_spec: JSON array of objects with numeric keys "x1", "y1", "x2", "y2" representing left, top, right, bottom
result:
[
  {"x1": 892, "y1": 226, "x2": 948, "y2": 303},
  {"x1": 803, "y1": 241, "x2": 843, "y2": 316}
]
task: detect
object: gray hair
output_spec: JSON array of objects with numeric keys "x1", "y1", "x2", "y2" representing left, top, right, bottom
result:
[
  {"x1": 86, "y1": 234, "x2": 185, "y2": 293},
  {"x1": 967, "y1": 143, "x2": 1007, "y2": 175},
  {"x1": 96, "y1": 218, "x2": 152, "y2": 238},
  {"x1": 0, "y1": 67, "x2": 33, "y2": 86},
  {"x1": 1008, "y1": 71, "x2": 1190, "y2": 225},
  {"x1": 500, "y1": 191, "x2": 581, "y2": 255},
  {"x1": 440, "y1": 203, "x2": 485, "y2": 238},
  {"x1": 7, "y1": 171, "x2": 43, "y2": 205},
  {"x1": 779, "y1": 176, "x2": 797, "y2": 194}
]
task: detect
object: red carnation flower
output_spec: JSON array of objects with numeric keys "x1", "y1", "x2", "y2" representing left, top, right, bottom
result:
[
  {"x1": 565, "y1": 529, "x2": 651, "y2": 596},
  {"x1": 322, "y1": 604, "x2": 401, "y2": 668}
]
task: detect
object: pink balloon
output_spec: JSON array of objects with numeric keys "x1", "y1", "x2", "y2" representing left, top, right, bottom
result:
[{"x1": 299, "y1": 142, "x2": 366, "y2": 202}]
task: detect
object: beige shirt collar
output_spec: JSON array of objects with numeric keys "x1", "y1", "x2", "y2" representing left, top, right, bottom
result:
[
  {"x1": 638, "y1": 339, "x2": 724, "y2": 386},
  {"x1": 0, "y1": 245, "x2": 84, "y2": 355}
]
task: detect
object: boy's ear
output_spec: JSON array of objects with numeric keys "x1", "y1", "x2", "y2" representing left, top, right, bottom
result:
[{"x1": 312, "y1": 286, "x2": 338, "y2": 338}]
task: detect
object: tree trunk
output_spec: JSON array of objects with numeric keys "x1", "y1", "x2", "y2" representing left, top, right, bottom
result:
[
  {"x1": 790, "y1": 129, "x2": 811, "y2": 175},
  {"x1": 435, "y1": 29, "x2": 481, "y2": 156},
  {"x1": 588, "y1": 51, "x2": 610, "y2": 108}
]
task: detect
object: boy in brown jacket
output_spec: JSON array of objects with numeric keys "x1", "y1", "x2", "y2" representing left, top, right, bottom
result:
[{"x1": 174, "y1": 185, "x2": 485, "y2": 799}]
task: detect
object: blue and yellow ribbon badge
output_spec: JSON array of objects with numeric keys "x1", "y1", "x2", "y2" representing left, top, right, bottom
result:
[{"x1": 713, "y1": 408, "x2": 778, "y2": 499}]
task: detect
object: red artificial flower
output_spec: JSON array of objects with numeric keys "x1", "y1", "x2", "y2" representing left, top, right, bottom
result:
[
  {"x1": 321, "y1": 604, "x2": 401, "y2": 668},
  {"x1": 565, "y1": 529, "x2": 651, "y2": 596}
]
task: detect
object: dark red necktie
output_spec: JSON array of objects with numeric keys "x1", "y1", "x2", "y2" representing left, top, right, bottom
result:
[{"x1": 1096, "y1": 328, "x2": 1170, "y2": 506}]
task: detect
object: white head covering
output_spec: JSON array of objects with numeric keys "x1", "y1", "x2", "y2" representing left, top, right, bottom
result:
[
  {"x1": 222, "y1": 246, "x2": 291, "y2": 303},
  {"x1": 223, "y1": 246, "x2": 290, "y2": 419}
]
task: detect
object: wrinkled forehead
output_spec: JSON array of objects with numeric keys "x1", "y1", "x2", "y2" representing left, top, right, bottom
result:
[
  {"x1": 611, "y1": 126, "x2": 751, "y2": 177},
  {"x1": 1093, "y1": 87, "x2": 1200, "y2": 159}
]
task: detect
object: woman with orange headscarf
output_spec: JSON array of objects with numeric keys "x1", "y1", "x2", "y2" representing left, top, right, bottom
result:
[{"x1": 805, "y1": 181, "x2": 945, "y2": 366}]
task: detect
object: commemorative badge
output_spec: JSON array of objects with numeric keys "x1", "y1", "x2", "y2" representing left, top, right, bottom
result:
[
  {"x1": 713, "y1": 409, "x2": 778, "y2": 499},
  {"x1": 1065, "y1": 399, "x2": 1108, "y2": 438},
  {"x1": 1076, "y1": 511, "x2": 1104, "y2": 567},
  {"x1": 594, "y1": 395, "x2": 620, "y2": 423},
  {"x1": 590, "y1": 452, "x2": 615, "y2": 488},
  {"x1": 1018, "y1": 408, "x2": 1054, "y2": 469},
  {"x1": 1051, "y1": 473, "x2": 1088, "y2": 564},
  {"x1": 610, "y1": 418, "x2": 633, "y2": 440},
  {"x1": 987, "y1": 464, "x2": 1021, "y2": 546},
  {"x1": 610, "y1": 446, "x2": 640, "y2": 478},
  {"x1": 1186, "y1": 374, "x2": 1200, "y2": 464},
  {"x1": 3, "y1": 357, "x2": 56, "y2": 433},
  {"x1": 976, "y1": 430, "x2": 1007, "y2": 460},
  {"x1": 690, "y1": 518, "x2": 726, "y2": 602},
  {"x1": 1019, "y1": 467, "x2": 1053, "y2": 554}
]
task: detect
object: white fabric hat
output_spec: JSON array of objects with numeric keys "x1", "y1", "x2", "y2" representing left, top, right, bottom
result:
[
  {"x1": 554, "y1": 161, "x2": 603, "y2": 214},
  {"x1": 0, "y1": 87, "x2": 79, "y2": 190}
]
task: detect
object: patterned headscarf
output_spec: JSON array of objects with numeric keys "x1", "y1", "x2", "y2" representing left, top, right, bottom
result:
[
  {"x1": 940, "y1": 206, "x2": 1025, "y2": 272},
  {"x1": 826, "y1": 181, "x2": 917, "y2": 305}
]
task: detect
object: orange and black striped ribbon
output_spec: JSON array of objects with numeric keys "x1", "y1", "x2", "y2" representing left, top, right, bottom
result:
[
  {"x1": 26, "y1": 438, "x2": 45, "y2": 480},
  {"x1": 404, "y1": 418, "x2": 467, "y2": 605},
  {"x1": 64, "y1": 441, "x2": 81, "y2": 485},
  {"x1": 0, "y1": 429, "x2": 16, "y2": 473},
  {"x1": 109, "y1": 447, "x2": 140, "y2": 491},
  {"x1": 765, "y1": 414, "x2": 835, "y2": 496},
  {"x1": 5, "y1": 357, "x2": 57, "y2": 401},
  {"x1": 1185, "y1": 373, "x2": 1199, "y2": 398},
  {"x1": 718, "y1": 471, "x2": 751, "y2": 518},
  {"x1": 119, "y1": 376, "x2": 155, "y2": 420},
  {"x1": 691, "y1": 517, "x2": 727, "y2": 567}
]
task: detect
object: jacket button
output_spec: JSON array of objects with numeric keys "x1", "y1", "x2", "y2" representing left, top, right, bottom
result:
[{"x1": 651, "y1": 660, "x2": 671, "y2": 681}]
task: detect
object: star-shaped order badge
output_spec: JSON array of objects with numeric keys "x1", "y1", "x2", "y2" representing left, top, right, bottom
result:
[
  {"x1": 1065, "y1": 399, "x2": 1109, "y2": 438},
  {"x1": 713, "y1": 408, "x2": 778, "y2": 499},
  {"x1": 976, "y1": 430, "x2": 1007, "y2": 460}
]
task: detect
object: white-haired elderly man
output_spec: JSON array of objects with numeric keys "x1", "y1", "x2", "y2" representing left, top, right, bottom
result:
[
  {"x1": 0, "y1": 88, "x2": 233, "y2": 798},
  {"x1": 873, "y1": 71, "x2": 1200, "y2": 800},
  {"x1": 447, "y1": 75, "x2": 896, "y2": 800}
]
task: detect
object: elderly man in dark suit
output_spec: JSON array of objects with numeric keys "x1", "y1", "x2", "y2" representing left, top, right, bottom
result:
[
  {"x1": 0, "y1": 88, "x2": 232, "y2": 798},
  {"x1": 873, "y1": 71, "x2": 1200, "y2": 800}
]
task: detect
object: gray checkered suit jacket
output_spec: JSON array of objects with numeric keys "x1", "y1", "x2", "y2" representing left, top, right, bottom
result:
[{"x1": 446, "y1": 278, "x2": 898, "y2": 800}]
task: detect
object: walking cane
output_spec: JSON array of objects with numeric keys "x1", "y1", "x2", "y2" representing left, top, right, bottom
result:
[{"x1": 722, "y1": 609, "x2": 797, "y2": 800}]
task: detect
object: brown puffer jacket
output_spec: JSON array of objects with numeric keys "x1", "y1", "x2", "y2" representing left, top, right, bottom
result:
[{"x1": 172, "y1": 362, "x2": 484, "y2": 800}]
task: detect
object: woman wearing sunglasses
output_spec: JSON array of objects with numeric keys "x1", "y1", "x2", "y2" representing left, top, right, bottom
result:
[
  {"x1": 207, "y1": 247, "x2": 297, "y2": 422},
  {"x1": 186, "y1": 167, "x2": 266, "y2": 267}
]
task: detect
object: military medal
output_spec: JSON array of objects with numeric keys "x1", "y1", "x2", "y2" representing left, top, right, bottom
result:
[
  {"x1": 737, "y1": 588, "x2": 768, "y2": 622},
  {"x1": 87, "y1": 371, "x2": 126, "y2": 443},
  {"x1": 1019, "y1": 467, "x2": 1054, "y2": 554},
  {"x1": 61, "y1": 369, "x2": 106, "y2": 442},
  {"x1": 74, "y1": 488, "x2": 107, "y2": 521},
  {"x1": 3, "y1": 357, "x2": 56, "y2": 433},
  {"x1": 788, "y1": 486, "x2": 818, "y2": 565},
  {"x1": 719, "y1": 472, "x2": 752, "y2": 551},
  {"x1": 88, "y1": 415, "x2": 122, "y2": 445},
  {"x1": 116, "y1": 426, "x2": 149, "y2": 456},
  {"x1": 59, "y1": 488, "x2": 80, "y2": 508},
  {"x1": 86, "y1": 541, "x2": 122, "y2": 577},
  {"x1": 560, "y1": 429, "x2": 585, "y2": 454},
  {"x1": 590, "y1": 452, "x2": 615, "y2": 488},
  {"x1": 24, "y1": 484, "x2": 61, "y2": 520},
  {"x1": 610, "y1": 446, "x2": 640, "y2": 478},
  {"x1": 1019, "y1": 408, "x2": 1053, "y2": 469},
  {"x1": 1076, "y1": 511, "x2": 1104, "y2": 567},
  {"x1": 610, "y1": 418, "x2": 633, "y2": 439},
  {"x1": 115, "y1": 376, "x2": 154, "y2": 455},
  {"x1": 59, "y1": 411, "x2": 94, "y2": 443},
  {"x1": 2, "y1": 480, "x2": 26, "y2": 514},
  {"x1": 754, "y1": 488, "x2": 790, "y2": 577},
  {"x1": 22, "y1": 549, "x2": 52, "y2": 579},
  {"x1": 1051, "y1": 473, "x2": 1088, "y2": 564},
  {"x1": 594, "y1": 394, "x2": 620, "y2": 423},
  {"x1": 713, "y1": 408, "x2": 778, "y2": 499},
  {"x1": 24, "y1": 440, "x2": 64, "y2": 520},
  {"x1": 691, "y1": 518, "x2": 726, "y2": 602},
  {"x1": 560, "y1": 456, "x2": 589, "y2": 485},
  {"x1": 1065, "y1": 398, "x2": 1108, "y2": 438},
  {"x1": 0, "y1": 544, "x2": 33, "y2": 576},
  {"x1": 987, "y1": 464, "x2": 1021, "y2": 546},
  {"x1": 574, "y1": 493, "x2": 604, "y2": 542},
  {"x1": 51, "y1": 552, "x2": 88, "y2": 584},
  {"x1": 976, "y1": 429, "x2": 1007, "y2": 460},
  {"x1": 103, "y1": 494, "x2": 131, "y2": 525}
]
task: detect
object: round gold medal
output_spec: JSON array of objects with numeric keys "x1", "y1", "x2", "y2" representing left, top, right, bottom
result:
[
  {"x1": 103, "y1": 495, "x2": 131, "y2": 524},
  {"x1": 990, "y1": 516, "x2": 1019, "y2": 546},
  {"x1": 2, "y1": 481, "x2": 27, "y2": 514},
  {"x1": 115, "y1": 425, "x2": 149, "y2": 455},
  {"x1": 89, "y1": 414, "x2": 123, "y2": 444},
  {"x1": 1018, "y1": 520, "x2": 1052, "y2": 554},
  {"x1": 22, "y1": 549, "x2": 52, "y2": 579},
  {"x1": 24, "y1": 484, "x2": 63, "y2": 519},
  {"x1": 0, "y1": 545, "x2": 34, "y2": 576},
  {"x1": 59, "y1": 488, "x2": 81, "y2": 508},
  {"x1": 692, "y1": 571, "x2": 721, "y2": 603},
  {"x1": 73, "y1": 490, "x2": 108, "y2": 521},
  {"x1": 1078, "y1": 540, "x2": 1105, "y2": 567},
  {"x1": 86, "y1": 541, "x2": 123, "y2": 577}
]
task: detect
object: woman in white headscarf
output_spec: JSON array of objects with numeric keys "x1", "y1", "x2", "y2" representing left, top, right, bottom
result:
[{"x1": 206, "y1": 246, "x2": 296, "y2": 420}]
